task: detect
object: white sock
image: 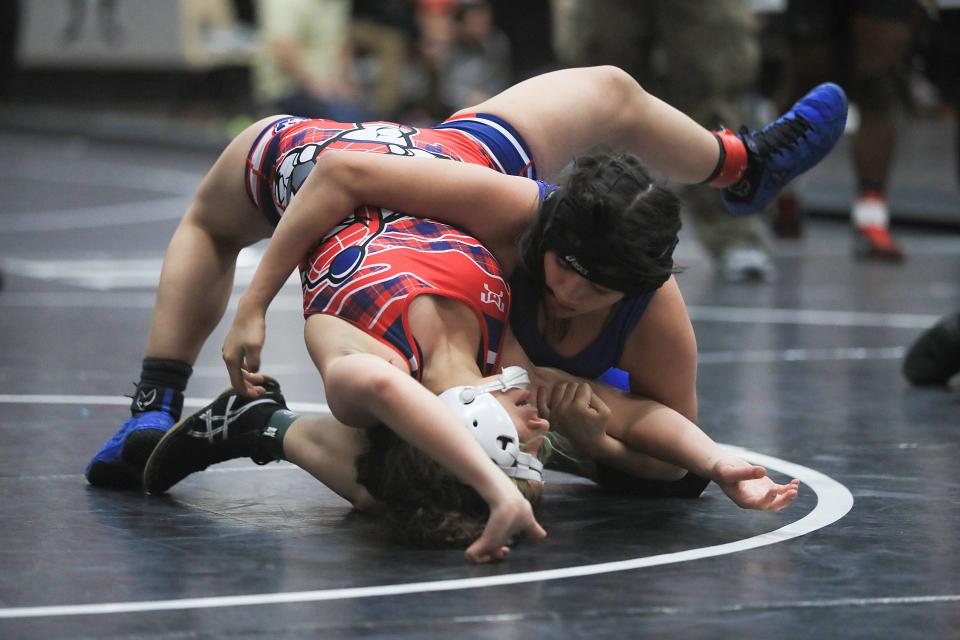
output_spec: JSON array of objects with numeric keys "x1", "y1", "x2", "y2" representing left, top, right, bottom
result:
[{"x1": 852, "y1": 194, "x2": 889, "y2": 227}]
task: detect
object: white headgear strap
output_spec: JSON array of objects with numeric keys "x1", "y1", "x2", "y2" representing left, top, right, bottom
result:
[{"x1": 438, "y1": 366, "x2": 544, "y2": 482}]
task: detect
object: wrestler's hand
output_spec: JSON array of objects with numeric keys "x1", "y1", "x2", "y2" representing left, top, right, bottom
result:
[
  {"x1": 538, "y1": 382, "x2": 611, "y2": 456},
  {"x1": 221, "y1": 305, "x2": 267, "y2": 397},
  {"x1": 465, "y1": 495, "x2": 547, "y2": 564},
  {"x1": 711, "y1": 455, "x2": 800, "y2": 511}
]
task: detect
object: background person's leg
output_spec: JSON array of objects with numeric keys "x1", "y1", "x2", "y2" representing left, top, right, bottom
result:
[
  {"x1": 849, "y1": 8, "x2": 917, "y2": 261},
  {"x1": 659, "y1": 0, "x2": 774, "y2": 281},
  {"x1": 775, "y1": 0, "x2": 847, "y2": 237}
]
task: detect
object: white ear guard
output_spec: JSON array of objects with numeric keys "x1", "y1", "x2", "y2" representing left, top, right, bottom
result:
[{"x1": 438, "y1": 366, "x2": 544, "y2": 482}]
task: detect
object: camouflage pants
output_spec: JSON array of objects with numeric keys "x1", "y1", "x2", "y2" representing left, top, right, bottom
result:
[{"x1": 553, "y1": 0, "x2": 767, "y2": 258}]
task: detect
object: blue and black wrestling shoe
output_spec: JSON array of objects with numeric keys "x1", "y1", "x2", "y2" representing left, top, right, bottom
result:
[
  {"x1": 84, "y1": 384, "x2": 183, "y2": 490},
  {"x1": 723, "y1": 83, "x2": 848, "y2": 216}
]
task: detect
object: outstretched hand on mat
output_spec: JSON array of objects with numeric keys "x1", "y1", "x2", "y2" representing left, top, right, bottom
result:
[
  {"x1": 711, "y1": 456, "x2": 800, "y2": 511},
  {"x1": 465, "y1": 495, "x2": 548, "y2": 564}
]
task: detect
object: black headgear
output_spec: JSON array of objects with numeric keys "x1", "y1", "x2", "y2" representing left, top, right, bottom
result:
[{"x1": 538, "y1": 163, "x2": 679, "y2": 297}]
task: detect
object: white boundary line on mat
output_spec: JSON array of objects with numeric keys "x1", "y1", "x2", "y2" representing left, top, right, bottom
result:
[{"x1": 0, "y1": 432, "x2": 853, "y2": 619}]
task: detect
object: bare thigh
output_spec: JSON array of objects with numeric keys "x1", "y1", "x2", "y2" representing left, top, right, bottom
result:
[
  {"x1": 455, "y1": 66, "x2": 638, "y2": 178},
  {"x1": 456, "y1": 66, "x2": 717, "y2": 184},
  {"x1": 184, "y1": 116, "x2": 281, "y2": 246}
]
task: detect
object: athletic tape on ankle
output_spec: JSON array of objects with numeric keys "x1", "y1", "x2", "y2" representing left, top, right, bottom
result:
[
  {"x1": 259, "y1": 409, "x2": 298, "y2": 461},
  {"x1": 705, "y1": 129, "x2": 748, "y2": 188}
]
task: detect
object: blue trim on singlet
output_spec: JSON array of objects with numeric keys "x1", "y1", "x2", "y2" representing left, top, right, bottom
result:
[
  {"x1": 508, "y1": 269, "x2": 656, "y2": 384},
  {"x1": 382, "y1": 314, "x2": 426, "y2": 381},
  {"x1": 246, "y1": 115, "x2": 304, "y2": 227},
  {"x1": 434, "y1": 112, "x2": 537, "y2": 179},
  {"x1": 536, "y1": 180, "x2": 560, "y2": 201}
]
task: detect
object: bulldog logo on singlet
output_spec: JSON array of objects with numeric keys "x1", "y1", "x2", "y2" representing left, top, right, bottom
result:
[
  {"x1": 275, "y1": 144, "x2": 322, "y2": 210},
  {"x1": 336, "y1": 123, "x2": 448, "y2": 159},
  {"x1": 274, "y1": 122, "x2": 452, "y2": 211}
]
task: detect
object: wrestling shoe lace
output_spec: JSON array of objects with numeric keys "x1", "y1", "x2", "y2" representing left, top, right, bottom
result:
[
  {"x1": 143, "y1": 379, "x2": 286, "y2": 494},
  {"x1": 741, "y1": 116, "x2": 810, "y2": 159},
  {"x1": 723, "y1": 83, "x2": 848, "y2": 216}
]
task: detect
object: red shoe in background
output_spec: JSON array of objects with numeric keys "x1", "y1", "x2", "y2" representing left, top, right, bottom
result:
[
  {"x1": 852, "y1": 193, "x2": 905, "y2": 262},
  {"x1": 773, "y1": 191, "x2": 803, "y2": 238},
  {"x1": 854, "y1": 224, "x2": 905, "y2": 261}
]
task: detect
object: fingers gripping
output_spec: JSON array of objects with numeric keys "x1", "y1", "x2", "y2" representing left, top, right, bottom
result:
[
  {"x1": 573, "y1": 382, "x2": 593, "y2": 409},
  {"x1": 245, "y1": 343, "x2": 262, "y2": 374},
  {"x1": 536, "y1": 385, "x2": 552, "y2": 419},
  {"x1": 583, "y1": 384, "x2": 611, "y2": 419},
  {"x1": 222, "y1": 346, "x2": 245, "y2": 393},
  {"x1": 552, "y1": 381, "x2": 581, "y2": 412}
]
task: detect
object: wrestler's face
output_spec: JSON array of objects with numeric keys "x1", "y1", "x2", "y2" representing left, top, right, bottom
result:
[
  {"x1": 492, "y1": 386, "x2": 550, "y2": 460},
  {"x1": 542, "y1": 250, "x2": 625, "y2": 318}
]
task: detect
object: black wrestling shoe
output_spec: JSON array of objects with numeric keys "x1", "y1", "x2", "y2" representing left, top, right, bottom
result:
[
  {"x1": 143, "y1": 378, "x2": 286, "y2": 495},
  {"x1": 903, "y1": 312, "x2": 960, "y2": 387}
]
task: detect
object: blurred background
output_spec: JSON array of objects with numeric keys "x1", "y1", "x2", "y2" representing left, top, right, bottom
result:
[{"x1": 0, "y1": 0, "x2": 957, "y2": 277}]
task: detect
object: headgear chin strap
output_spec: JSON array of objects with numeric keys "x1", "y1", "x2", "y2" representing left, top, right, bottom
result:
[{"x1": 438, "y1": 366, "x2": 544, "y2": 482}]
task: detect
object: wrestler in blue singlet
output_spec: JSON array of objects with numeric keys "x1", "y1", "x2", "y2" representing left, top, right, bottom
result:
[{"x1": 509, "y1": 269, "x2": 655, "y2": 389}]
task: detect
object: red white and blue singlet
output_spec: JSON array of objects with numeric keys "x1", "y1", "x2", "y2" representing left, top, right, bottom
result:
[
  {"x1": 301, "y1": 206, "x2": 510, "y2": 380},
  {"x1": 243, "y1": 113, "x2": 536, "y2": 377},
  {"x1": 245, "y1": 114, "x2": 536, "y2": 226}
]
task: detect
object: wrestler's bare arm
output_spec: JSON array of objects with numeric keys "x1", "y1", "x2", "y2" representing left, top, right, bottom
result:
[
  {"x1": 223, "y1": 151, "x2": 539, "y2": 392},
  {"x1": 317, "y1": 150, "x2": 540, "y2": 268},
  {"x1": 620, "y1": 277, "x2": 699, "y2": 421},
  {"x1": 501, "y1": 327, "x2": 799, "y2": 513},
  {"x1": 320, "y1": 350, "x2": 547, "y2": 562},
  {"x1": 534, "y1": 369, "x2": 799, "y2": 512},
  {"x1": 500, "y1": 334, "x2": 680, "y2": 479}
]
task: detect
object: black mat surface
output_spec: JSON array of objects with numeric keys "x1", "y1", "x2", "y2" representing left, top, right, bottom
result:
[{"x1": 1, "y1": 131, "x2": 958, "y2": 639}]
